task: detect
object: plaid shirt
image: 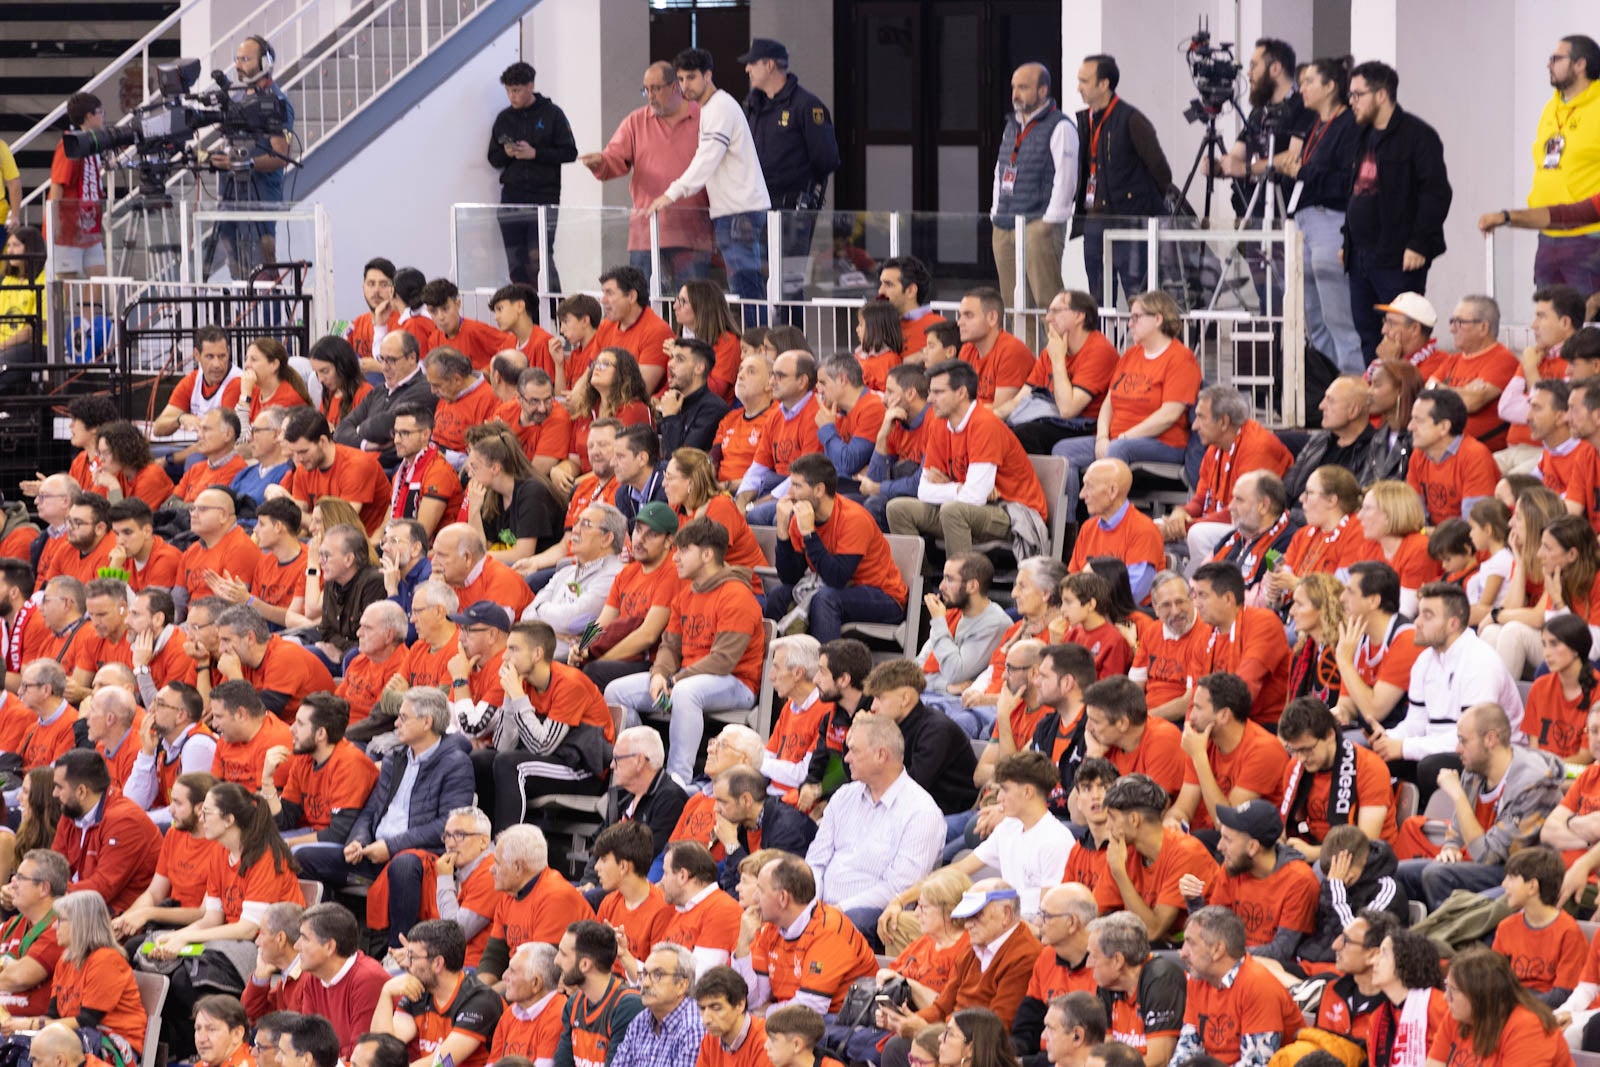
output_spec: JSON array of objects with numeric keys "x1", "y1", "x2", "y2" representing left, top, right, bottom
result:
[{"x1": 612, "y1": 995, "x2": 705, "y2": 1067}]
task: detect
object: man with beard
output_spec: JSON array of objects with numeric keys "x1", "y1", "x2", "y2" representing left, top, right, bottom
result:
[
  {"x1": 989, "y1": 63, "x2": 1077, "y2": 310},
  {"x1": 49, "y1": 748, "x2": 162, "y2": 912},
  {"x1": 373, "y1": 918, "x2": 503, "y2": 1067},
  {"x1": 56, "y1": 491, "x2": 114, "y2": 587},
  {"x1": 1180, "y1": 801, "x2": 1318, "y2": 961},
  {"x1": 553, "y1": 920, "x2": 645, "y2": 1067},
  {"x1": 262, "y1": 692, "x2": 381, "y2": 846},
  {"x1": 125, "y1": 683, "x2": 216, "y2": 820},
  {"x1": 660, "y1": 340, "x2": 731, "y2": 456},
  {"x1": 508, "y1": 367, "x2": 571, "y2": 479},
  {"x1": 571, "y1": 502, "x2": 680, "y2": 691},
  {"x1": 387, "y1": 404, "x2": 461, "y2": 539},
  {"x1": 65, "y1": 577, "x2": 132, "y2": 704}
]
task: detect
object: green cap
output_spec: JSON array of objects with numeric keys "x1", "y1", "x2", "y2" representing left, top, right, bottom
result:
[{"x1": 634, "y1": 501, "x2": 679, "y2": 536}]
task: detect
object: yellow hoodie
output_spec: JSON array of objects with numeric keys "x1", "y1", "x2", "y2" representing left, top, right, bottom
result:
[{"x1": 1529, "y1": 79, "x2": 1600, "y2": 236}]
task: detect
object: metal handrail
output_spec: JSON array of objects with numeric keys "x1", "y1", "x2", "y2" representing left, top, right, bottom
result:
[{"x1": 12, "y1": 0, "x2": 211, "y2": 208}]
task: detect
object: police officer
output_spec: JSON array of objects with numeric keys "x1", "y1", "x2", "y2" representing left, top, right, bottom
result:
[
  {"x1": 742, "y1": 38, "x2": 840, "y2": 303},
  {"x1": 213, "y1": 34, "x2": 294, "y2": 276}
]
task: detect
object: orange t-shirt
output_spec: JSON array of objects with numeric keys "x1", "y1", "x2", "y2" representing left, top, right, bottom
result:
[
  {"x1": 1180, "y1": 720, "x2": 1289, "y2": 831},
  {"x1": 1491, "y1": 910, "x2": 1588, "y2": 994},
  {"x1": 281, "y1": 739, "x2": 382, "y2": 831},
  {"x1": 1182, "y1": 955, "x2": 1305, "y2": 1064},
  {"x1": 1189, "y1": 607, "x2": 1291, "y2": 724},
  {"x1": 241, "y1": 636, "x2": 336, "y2": 721},
  {"x1": 433, "y1": 378, "x2": 503, "y2": 453},
  {"x1": 1524, "y1": 672, "x2": 1594, "y2": 759},
  {"x1": 754, "y1": 394, "x2": 824, "y2": 477},
  {"x1": 1407, "y1": 436, "x2": 1501, "y2": 525},
  {"x1": 155, "y1": 829, "x2": 221, "y2": 908},
  {"x1": 961, "y1": 330, "x2": 1035, "y2": 402},
  {"x1": 785, "y1": 495, "x2": 907, "y2": 606},
  {"x1": 173, "y1": 455, "x2": 247, "y2": 503},
  {"x1": 922, "y1": 402, "x2": 1049, "y2": 518},
  {"x1": 713, "y1": 405, "x2": 772, "y2": 483},
  {"x1": 284, "y1": 443, "x2": 392, "y2": 535},
  {"x1": 1105, "y1": 716, "x2": 1186, "y2": 800},
  {"x1": 659, "y1": 886, "x2": 743, "y2": 956},
  {"x1": 204, "y1": 847, "x2": 305, "y2": 925},
  {"x1": 1092, "y1": 827, "x2": 1220, "y2": 919},
  {"x1": 668, "y1": 576, "x2": 766, "y2": 693},
  {"x1": 212, "y1": 714, "x2": 294, "y2": 788},
  {"x1": 52, "y1": 948, "x2": 148, "y2": 1054},
  {"x1": 252, "y1": 548, "x2": 308, "y2": 610},
  {"x1": 1024, "y1": 330, "x2": 1121, "y2": 421},
  {"x1": 596, "y1": 884, "x2": 674, "y2": 965},
  {"x1": 1427, "y1": 1004, "x2": 1571, "y2": 1067},
  {"x1": 1107, "y1": 341, "x2": 1203, "y2": 450},
  {"x1": 1541, "y1": 440, "x2": 1600, "y2": 535},
  {"x1": 178, "y1": 524, "x2": 263, "y2": 604},
  {"x1": 1071, "y1": 503, "x2": 1165, "y2": 576},
  {"x1": 336, "y1": 646, "x2": 410, "y2": 724},
  {"x1": 439, "y1": 317, "x2": 516, "y2": 372},
  {"x1": 1207, "y1": 860, "x2": 1320, "y2": 946},
  {"x1": 1430, "y1": 343, "x2": 1520, "y2": 449}
]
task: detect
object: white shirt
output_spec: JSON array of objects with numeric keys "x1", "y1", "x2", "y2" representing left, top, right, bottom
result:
[
  {"x1": 664, "y1": 88, "x2": 771, "y2": 217},
  {"x1": 805, "y1": 770, "x2": 945, "y2": 912},
  {"x1": 1401, "y1": 629, "x2": 1524, "y2": 760},
  {"x1": 971, "y1": 812, "x2": 1077, "y2": 917}
]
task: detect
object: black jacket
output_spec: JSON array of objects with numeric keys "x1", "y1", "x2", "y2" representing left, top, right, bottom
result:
[
  {"x1": 335, "y1": 368, "x2": 438, "y2": 460},
  {"x1": 716, "y1": 797, "x2": 819, "y2": 892},
  {"x1": 659, "y1": 386, "x2": 731, "y2": 456},
  {"x1": 488, "y1": 94, "x2": 578, "y2": 203},
  {"x1": 745, "y1": 73, "x2": 840, "y2": 203},
  {"x1": 1073, "y1": 97, "x2": 1171, "y2": 229},
  {"x1": 581, "y1": 769, "x2": 688, "y2": 884},
  {"x1": 897, "y1": 702, "x2": 978, "y2": 815},
  {"x1": 1341, "y1": 105, "x2": 1453, "y2": 267}
]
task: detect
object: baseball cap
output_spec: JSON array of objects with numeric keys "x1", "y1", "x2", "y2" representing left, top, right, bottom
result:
[
  {"x1": 1374, "y1": 292, "x2": 1437, "y2": 329},
  {"x1": 634, "y1": 501, "x2": 679, "y2": 536},
  {"x1": 1215, "y1": 800, "x2": 1283, "y2": 849},
  {"x1": 950, "y1": 887, "x2": 1020, "y2": 920},
  {"x1": 447, "y1": 600, "x2": 512, "y2": 632},
  {"x1": 738, "y1": 38, "x2": 789, "y2": 65}
]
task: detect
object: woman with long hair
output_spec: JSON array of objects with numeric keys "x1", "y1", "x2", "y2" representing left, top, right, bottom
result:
[
  {"x1": 13, "y1": 766, "x2": 61, "y2": 858},
  {"x1": 1366, "y1": 927, "x2": 1446, "y2": 1067},
  {"x1": 855, "y1": 299, "x2": 905, "y2": 391},
  {"x1": 674, "y1": 279, "x2": 742, "y2": 401},
  {"x1": 939, "y1": 1007, "x2": 1019, "y2": 1067},
  {"x1": 1055, "y1": 290, "x2": 1202, "y2": 486},
  {"x1": 148, "y1": 782, "x2": 302, "y2": 958},
  {"x1": 307, "y1": 335, "x2": 371, "y2": 428},
  {"x1": 567, "y1": 346, "x2": 653, "y2": 474},
  {"x1": 94, "y1": 419, "x2": 174, "y2": 508},
  {"x1": 1359, "y1": 481, "x2": 1442, "y2": 617},
  {"x1": 1267, "y1": 465, "x2": 1367, "y2": 607},
  {"x1": 223, "y1": 337, "x2": 312, "y2": 423},
  {"x1": 1361, "y1": 359, "x2": 1423, "y2": 485},
  {"x1": 1524, "y1": 614, "x2": 1600, "y2": 763},
  {"x1": 1287, "y1": 572, "x2": 1345, "y2": 706},
  {"x1": 20, "y1": 890, "x2": 149, "y2": 1059},
  {"x1": 192, "y1": 994, "x2": 253, "y2": 1067},
  {"x1": 661, "y1": 447, "x2": 766, "y2": 593},
  {"x1": 1431, "y1": 946, "x2": 1565, "y2": 1067},
  {"x1": 464, "y1": 421, "x2": 563, "y2": 562},
  {"x1": 1279, "y1": 57, "x2": 1361, "y2": 373}
]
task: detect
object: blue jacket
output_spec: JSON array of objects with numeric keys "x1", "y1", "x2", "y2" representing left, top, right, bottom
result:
[{"x1": 350, "y1": 733, "x2": 474, "y2": 854}]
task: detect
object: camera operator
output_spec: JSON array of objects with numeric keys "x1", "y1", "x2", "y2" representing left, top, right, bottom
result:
[
  {"x1": 1203, "y1": 39, "x2": 1311, "y2": 216},
  {"x1": 212, "y1": 35, "x2": 294, "y2": 275}
]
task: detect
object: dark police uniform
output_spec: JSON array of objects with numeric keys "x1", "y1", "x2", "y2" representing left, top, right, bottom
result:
[{"x1": 742, "y1": 39, "x2": 841, "y2": 302}]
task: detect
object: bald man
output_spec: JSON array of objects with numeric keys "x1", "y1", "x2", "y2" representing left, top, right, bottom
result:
[
  {"x1": 1068, "y1": 459, "x2": 1163, "y2": 602},
  {"x1": 992, "y1": 63, "x2": 1077, "y2": 309}
]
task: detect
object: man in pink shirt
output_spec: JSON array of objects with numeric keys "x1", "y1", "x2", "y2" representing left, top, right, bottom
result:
[{"x1": 580, "y1": 61, "x2": 715, "y2": 292}]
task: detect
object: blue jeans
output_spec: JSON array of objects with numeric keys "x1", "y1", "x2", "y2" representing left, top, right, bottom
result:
[
  {"x1": 1347, "y1": 247, "x2": 1428, "y2": 362},
  {"x1": 605, "y1": 671, "x2": 756, "y2": 787},
  {"x1": 1054, "y1": 434, "x2": 1188, "y2": 518},
  {"x1": 714, "y1": 211, "x2": 767, "y2": 303},
  {"x1": 1297, "y1": 206, "x2": 1363, "y2": 374},
  {"x1": 764, "y1": 583, "x2": 905, "y2": 644},
  {"x1": 628, "y1": 247, "x2": 711, "y2": 295}
]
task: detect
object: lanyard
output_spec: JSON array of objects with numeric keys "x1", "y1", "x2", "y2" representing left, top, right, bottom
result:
[
  {"x1": 1087, "y1": 97, "x2": 1120, "y2": 177},
  {"x1": 1009, "y1": 104, "x2": 1056, "y2": 166}
]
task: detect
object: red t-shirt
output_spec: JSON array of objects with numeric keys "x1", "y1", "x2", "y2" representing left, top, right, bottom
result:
[{"x1": 1107, "y1": 342, "x2": 1203, "y2": 450}]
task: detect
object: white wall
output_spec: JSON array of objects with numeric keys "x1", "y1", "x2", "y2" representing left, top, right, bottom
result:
[{"x1": 308, "y1": 24, "x2": 519, "y2": 322}]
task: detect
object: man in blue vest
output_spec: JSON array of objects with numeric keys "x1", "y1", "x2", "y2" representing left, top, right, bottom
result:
[{"x1": 991, "y1": 63, "x2": 1078, "y2": 310}]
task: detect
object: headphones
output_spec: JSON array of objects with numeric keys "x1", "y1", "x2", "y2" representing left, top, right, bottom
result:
[{"x1": 247, "y1": 35, "x2": 275, "y2": 78}]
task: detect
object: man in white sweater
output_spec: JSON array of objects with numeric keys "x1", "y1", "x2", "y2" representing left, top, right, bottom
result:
[{"x1": 650, "y1": 48, "x2": 771, "y2": 302}]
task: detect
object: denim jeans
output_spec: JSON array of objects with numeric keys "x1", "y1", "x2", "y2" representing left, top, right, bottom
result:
[
  {"x1": 605, "y1": 670, "x2": 756, "y2": 787},
  {"x1": 1054, "y1": 434, "x2": 1188, "y2": 519},
  {"x1": 1297, "y1": 206, "x2": 1363, "y2": 374},
  {"x1": 764, "y1": 582, "x2": 906, "y2": 644},
  {"x1": 714, "y1": 211, "x2": 767, "y2": 303},
  {"x1": 628, "y1": 247, "x2": 712, "y2": 296}
]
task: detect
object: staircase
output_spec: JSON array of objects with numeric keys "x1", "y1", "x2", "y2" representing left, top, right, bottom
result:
[{"x1": 0, "y1": 0, "x2": 182, "y2": 211}]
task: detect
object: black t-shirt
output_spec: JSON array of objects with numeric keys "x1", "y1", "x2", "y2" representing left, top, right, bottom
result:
[{"x1": 481, "y1": 477, "x2": 564, "y2": 552}]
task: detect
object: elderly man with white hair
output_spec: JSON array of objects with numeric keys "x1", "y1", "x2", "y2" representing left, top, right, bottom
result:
[
  {"x1": 805, "y1": 711, "x2": 945, "y2": 944},
  {"x1": 522, "y1": 502, "x2": 628, "y2": 659},
  {"x1": 490, "y1": 940, "x2": 569, "y2": 1063}
]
